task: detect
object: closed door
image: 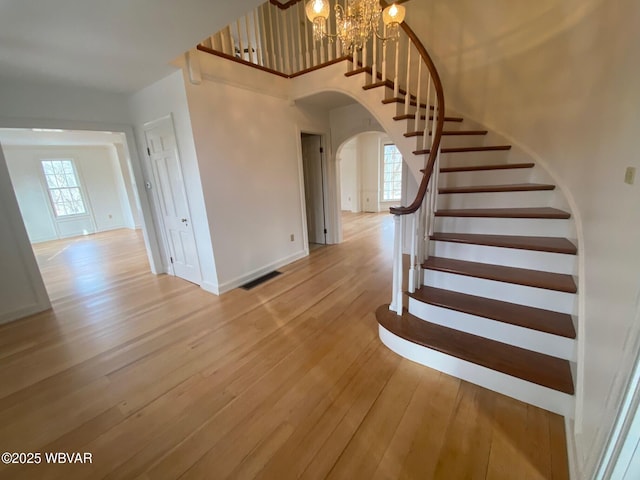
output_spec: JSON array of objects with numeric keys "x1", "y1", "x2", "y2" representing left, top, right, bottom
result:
[
  {"x1": 301, "y1": 134, "x2": 327, "y2": 245},
  {"x1": 144, "y1": 117, "x2": 202, "y2": 284}
]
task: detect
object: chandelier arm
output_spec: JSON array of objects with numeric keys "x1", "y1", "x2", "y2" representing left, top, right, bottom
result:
[{"x1": 373, "y1": 28, "x2": 388, "y2": 42}]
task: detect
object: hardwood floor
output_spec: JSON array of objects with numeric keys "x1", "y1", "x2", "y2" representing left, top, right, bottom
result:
[{"x1": 0, "y1": 215, "x2": 569, "y2": 479}]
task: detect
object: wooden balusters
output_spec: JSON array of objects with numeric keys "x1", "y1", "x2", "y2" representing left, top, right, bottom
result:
[
  {"x1": 393, "y1": 32, "x2": 400, "y2": 97},
  {"x1": 296, "y1": 1, "x2": 304, "y2": 70},
  {"x1": 372, "y1": 35, "x2": 378, "y2": 84},
  {"x1": 381, "y1": 25, "x2": 387, "y2": 84},
  {"x1": 404, "y1": 44, "x2": 411, "y2": 115},
  {"x1": 414, "y1": 60, "x2": 422, "y2": 134},
  {"x1": 423, "y1": 74, "x2": 432, "y2": 150},
  {"x1": 253, "y1": 9, "x2": 262, "y2": 66}
]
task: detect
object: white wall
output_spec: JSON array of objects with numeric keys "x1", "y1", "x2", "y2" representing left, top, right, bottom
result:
[
  {"x1": 329, "y1": 103, "x2": 384, "y2": 155},
  {"x1": 358, "y1": 132, "x2": 383, "y2": 213},
  {"x1": 4, "y1": 145, "x2": 136, "y2": 243},
  {"x1": 129, "y1": 70, "x2": 219, "y2": 292},
  {"x1": 404, "y1": 0, "x2": 640, "y2": 475},
  {"x1": 0, "y1": 145, "x2": 50, "y2": 324},
  {"x1": 183, "y1": 54, "x2": 318, "y2": 292},
  {"x1": 339, "y1": 138, "x2": 358, "y2": 212}
]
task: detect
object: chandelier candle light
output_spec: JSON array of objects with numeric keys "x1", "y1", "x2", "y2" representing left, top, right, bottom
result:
[{"x1": 305, "y1": 0, "x2": 406, "y2": 51}]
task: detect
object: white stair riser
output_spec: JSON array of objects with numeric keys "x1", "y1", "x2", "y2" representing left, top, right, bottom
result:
[
  {"x1": 439, "y1": 168, "x2": 533, "y2": 187},
  {"x1": 438, "y1": 190, "x2": 553, "y2": 209},
  {"x1": 430, "y1": 241, "x2": 577, "y2": 275},
  {"x1": 434, "y1": 217, "x2": 573, "y2": 238},
  {"x1": 423, "y1": 270, "x2": 576, "y2": 314},
  {"x1": 438, "y1": 150, "x2": 513, "y2": 166},
  {"x1": 408, "y1": 298, "x2": 576, "y2": 360},
  {"x1": 379, "y1": 325, "x2": 574, "y2": 416},
  {"x1": 402, "y1": 119, "x2": 465, "y2": 132},
  {"x1": 392, "y1": 102, "x2": 437, "y2": 117},
  {"x1": 429, "y1": 134, "x2": 489, "y2": 150}
]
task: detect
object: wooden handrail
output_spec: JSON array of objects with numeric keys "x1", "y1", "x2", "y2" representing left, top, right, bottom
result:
[
  {"x1": 386, "y1": 4, "x2": 445, "y2": 216},
  {"x1": 268, "y1": 0, "x2": 303, "y2": 10}
]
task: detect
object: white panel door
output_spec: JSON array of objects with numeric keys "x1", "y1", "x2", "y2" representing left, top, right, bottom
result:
[
  {"x1": 144, "y1": 117, "x2": 202, "y2": 285},
  {"x1": 301, "y1": 134, "x2": 326, "y2": 245}
]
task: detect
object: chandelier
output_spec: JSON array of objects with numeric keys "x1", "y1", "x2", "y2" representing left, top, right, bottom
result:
[{"x1": 305, "y1": 0, "x2": 406, "y2": 52}]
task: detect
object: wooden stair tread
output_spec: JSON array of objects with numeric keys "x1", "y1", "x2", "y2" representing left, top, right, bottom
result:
[
  {"x1": 414, "y1": 145, "x2": 512, "y2": 155},
  {"x1": 376, "y1": 305, "x2": 574, "y2": 394},
  {"x1": 409, "y1": 286, "x2": 576, "y2": 338},
  {"x1": 394, "y1": 114, "x2": 464, "y2": 123},
  {"x1": 441, "y1": 162, "x2": 535, "y2": 173},
  {"x1": 363, "y1": 79, "x2": 394, "y2": 90},
  {"x1": 435, "y1": 207, "x2": 571, "y2": 219},
  {"x1": 439, "y1": 183, "x2": 555, "y2": 194},
  {"x1": 405, "y1": 130, "x2": 487, "y2": 138},
  {"x1": 423, "y1": 256, "x2": 577, "y2": 293},
  {"x1": 382, "y1": 97, "x2": 435, "y2": 110},
  {"x1": 345, "y1": 66, "x2": 371, "y2": 77},
  {"x1": 431, "y1": 232, "x2": 577, "y2": 254},
  {"x1": 363, "y1": 80, "x2": 414, "y2": 99}
]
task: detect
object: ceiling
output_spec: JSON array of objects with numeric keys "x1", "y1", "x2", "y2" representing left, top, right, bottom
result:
[
  {"x1": 0, "y1": 0, "x2": 602, "y2": 95},
  {"x1": 0, "y1": 0, "x2": 263, "y2": 93},
  {"x1": 0, "y1": 128, "x2": 125, "y2": 147}
]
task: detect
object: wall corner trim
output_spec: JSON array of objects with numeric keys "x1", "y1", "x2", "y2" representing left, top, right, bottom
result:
[{"x1": 201, "y1": 281, "x2": 220, "y2": 296}]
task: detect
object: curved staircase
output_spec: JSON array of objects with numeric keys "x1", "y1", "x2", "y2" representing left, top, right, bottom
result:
[
  {"x1": 197, "y1": 0, "x2": 579, "y2": 417},
  {"x1": 349, "y1": 69, "x2": 577, "y2": 416}
]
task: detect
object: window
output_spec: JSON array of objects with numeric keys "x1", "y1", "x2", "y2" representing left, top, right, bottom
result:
[
  {"x1": 41, "y1": 160, "x2": 87, "y2": 217},
  {"x1": 383, "y1": 144, "x2": 402, "y2": 201}
]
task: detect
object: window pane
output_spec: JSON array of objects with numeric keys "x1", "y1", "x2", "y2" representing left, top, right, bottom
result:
[
  {"x1": 41, "y1": 160, "x2": 87, "y2": 217},
  {"x1": 382, "y1": 144, "x2": 402, "y2": 201}
]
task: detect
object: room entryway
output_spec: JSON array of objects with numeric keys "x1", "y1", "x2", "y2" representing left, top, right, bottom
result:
[
  {"x1": 301, "y1": 133, "x2": 328, "y2": 247},
  {"x1": 0, "y1": 127, "x2": 149, "y2": 302}
]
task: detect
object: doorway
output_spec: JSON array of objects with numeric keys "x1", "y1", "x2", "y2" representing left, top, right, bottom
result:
[
  {"x1": 336, "y1": 131, "x2": 404, "y2": 242},
  {"x1": 0, "y1": 127, "x2": 146, "y2": 301},
  {"x1": 301, "y1": 133, "x2": 328, "y2": 246}
]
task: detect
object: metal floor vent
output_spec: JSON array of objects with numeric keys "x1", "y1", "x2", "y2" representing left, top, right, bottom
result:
[{"x1": 239, "y1": 271, "x2": 282, "y2": 290}]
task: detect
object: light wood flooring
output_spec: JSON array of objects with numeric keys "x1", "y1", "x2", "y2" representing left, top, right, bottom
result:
[{"x1": 0, "y1": 213, "x2": 569, "y2": 479}]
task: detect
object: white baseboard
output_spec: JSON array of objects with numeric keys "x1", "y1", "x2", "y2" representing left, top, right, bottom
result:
[{"x1": 216, "y1": 250, "x2": 308, "y2": 295}]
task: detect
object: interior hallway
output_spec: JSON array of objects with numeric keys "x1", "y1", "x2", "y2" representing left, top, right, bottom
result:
[{"x1": 0, "y1": 214, "x2": 568, "y2": 479}]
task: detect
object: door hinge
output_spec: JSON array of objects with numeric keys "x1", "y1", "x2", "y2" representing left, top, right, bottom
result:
[
  {"x1": 324, "y1": 228, "x2": 327, "y2": 234},
  {"x1": 147, "y1": 147, "x2": 151, "y2": 156},
  {"x1": 319, "y1": 147, "x2": 324, "y2": 153},
  {"x1": 170, "y1": 256, "x2": 174, "y2": 264}
]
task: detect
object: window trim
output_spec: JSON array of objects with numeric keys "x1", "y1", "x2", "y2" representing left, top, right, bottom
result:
[{"x1": 40, "y1": 158, "x2": 90, "y2": 219}]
